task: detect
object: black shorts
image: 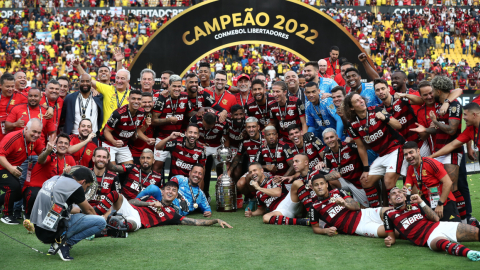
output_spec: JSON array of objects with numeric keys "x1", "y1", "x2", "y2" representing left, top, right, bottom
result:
[{"x1": 439, "y1": 200, "x2": 461, "y2": 222}]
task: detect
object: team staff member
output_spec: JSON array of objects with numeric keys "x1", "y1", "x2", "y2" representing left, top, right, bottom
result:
[
  {"x1": 324, "y1": 46, "x2": 341, "y2": 77},
  {"x1": 183, "y1": 73, "x2": 226, "y2": 119},
  {"x1": 101, "y1": 90, "x2": 145, "y2": 165},
  {"x1": 61, "y1": 73, "x2": 103, "y2": 136},
  {"x1": 383, "y1": 188, "x2": 480, "y2": 262},
  {"x1": 411, "y1": 78, "x2": 465, "y2": 220},
  {"x1": 205, "y1": 71, "x2": 237, "y2": 112},
  {"x1": 0, "y1": 119, "x2": 43, "y2": 225},
  {"x1": 285, "y1": 71, "x2": 306, "y2": 105},
  {"x1": 74, "y1": 58, "x2": 131, "y2": 130},
  {"x1": 22, "y1": 133, "x2": 76, "y2": 219},
  {"x1": 68, "y1": 119, "x2": 98, "y2": 167},
  {"x1": 269, "y1": 81, "x2": 307, "y2": 147},
  {"x1": 403, "y1": 141, "x2": 460, "y2": 222},
  {"x1": 0, "y1": 73, "x2": 27, "y2": 142},
  {"x1": 344, "y1": 93, "x2": 405, "y2": 207},
  {"x1": 40, "y1": 80, "x2": 64, "y2": 131},
  {"x1": 305, "y1": 82, "x2": 343, "y2": 142}
]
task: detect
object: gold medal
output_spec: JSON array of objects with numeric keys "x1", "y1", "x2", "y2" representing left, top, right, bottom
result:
[
  {"x1": 406, "y1": 204, "x2": 412, "y2": 211},
  {"x1": 250, "y1": 180, "x2": 255, "y2": 186},
  {"x1": 82, "y1": 114, "x2": 86, "y2": 119},
  {"x1": 329, "y1": 198, "x2": 335, "y2": 203},
  {"x1": 193, "y1": 203, "x2": 198, "y2": 209}
]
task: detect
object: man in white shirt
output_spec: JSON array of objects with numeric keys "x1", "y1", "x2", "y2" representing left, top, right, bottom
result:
[{"x1": 444, "y1": 34, "x2": 451, "y2": 54}]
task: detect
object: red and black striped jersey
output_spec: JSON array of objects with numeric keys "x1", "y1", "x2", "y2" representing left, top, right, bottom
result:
[
  {"x1": 130, "y1": 126, "x2": 154, "y2": 157},
  {"x1": 132, "y1": 195, "x2": 185, "y2": 229},
  {"x1": 244, "y1": 94, "x2": 275, "y2": 130},
  {"x1": 190, "y1": 115, "x2": 228, "y2": 147},
  {"x1": 102, "y1": 105, "x2": 145, "y2": 146},
  {"x1": 256, "y1": 140, "x2": 294, "y2": 176},
  {"x1": 256, "y1": 177, "x2": 289, "y2": 211},
  {"x1": 290, "y1": 137, "x2": 325, "y2": 169},
  {"x1": 418, "y1": 100, "x2": 463, "y2": 153},
  {"x1": 310, "y1": 189, "x2": 362, "y2": 235},
  {"x1": 164, "y1": 137, "x2": 206, "y2": 177},
  {"x1": 186, "y1": 89, "x2": 216, "y2": 112},
  {"x1": 89, "y1": 170, "x2": 121, "y2": 207},
  {"x1": 383, "y1": 204, "x2": 440, "y2": 246},
  {"x1": 379, "y1": 96, "x2": 419, "y2": 143},
  {"x1": 348, "y1": 106, "x2": 404, "y2": 156},
  {"x1": 120, "y1": 164, "x2": 163, "y2": 200},
  {"x1": 295, "y1": 169, "x2": 321, "y2": 211},
  {"x1": 225, "y1": 118, "x2": 245, "y2": 149},
  {"x1": 238, "y1": 134, "x2": 265, "y2": 163},
  {"x1": 269, "y1": 96, "x2": 306, "y2": 147},
  {"x1": 324, "y1": 142, "x2": 363, "y2": 189},
  {"x1": 152, "y1": 93, "x2": 190, "y2": 139}
]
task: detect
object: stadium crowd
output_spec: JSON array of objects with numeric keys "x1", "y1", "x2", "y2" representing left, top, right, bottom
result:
[{"x1": 1, "y1": 3, "x2": 480, "y2": 264}]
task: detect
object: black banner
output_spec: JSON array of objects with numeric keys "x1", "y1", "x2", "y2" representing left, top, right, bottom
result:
[{"x1": 129, "y1": 0, "x2": 372, "y2": 87}]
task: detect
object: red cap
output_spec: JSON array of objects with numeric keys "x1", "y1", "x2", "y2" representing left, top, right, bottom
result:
[{"x1": 237, "y1": 73, "x2": 250, "y2": 81}]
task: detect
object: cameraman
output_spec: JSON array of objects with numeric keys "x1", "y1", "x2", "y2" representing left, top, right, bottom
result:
[{"x1": 30, "y1": 166, "x2": 106, "y2": 261}]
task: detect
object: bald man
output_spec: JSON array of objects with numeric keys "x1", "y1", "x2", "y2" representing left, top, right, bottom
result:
[
  {"x1": 285, "y1": 71, "x2": 306, "y2": 105},
  {"x1": 14, "y1": 71, "x2": 30, "y2": 95},
  {"x1": 318, "y1": 59, "x2": 330, "y2": 79}
]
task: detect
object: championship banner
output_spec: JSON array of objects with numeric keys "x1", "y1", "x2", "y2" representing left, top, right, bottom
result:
[
  {"x1": 110, "y1": 7, "x2": 123, "y2": 16},
  {"x1": 129, "y1": 0, "x2": 373, "y2": 87},
  {"x1": 35, "y1": 31, "x2": 52, "y2": 42}
]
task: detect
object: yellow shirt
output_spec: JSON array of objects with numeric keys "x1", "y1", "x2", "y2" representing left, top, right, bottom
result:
[
  {"x1": 29, "y1": 20, "x2": 35, "y2": 30},
  {"x1": 244, "y1": 65, "x2": 252, "y2": 74},
  {"x1": 278, "y1": 64, "x2": 283, "y2": 74},
  {"x1": 36, "y1": 21, "x2": 43, "y2": 30},
  {"x1": 96, "y1": 82, "x2": 130, "y2": 129},
  {"x1": 407, "y1": 59, "x2": 413, "y2": 68},
  {"x1": 225, "y1": 64, "x2": 231, "y2": 71},
  {"x1": 232, "y1": 62, "x2": 238, "y2": 71},
  {"x1": 375, "y1": 56, "x2": 382, "y2": 66},
  {"x1": 48, "y1": 48, "x2": 55, "y2": 58}
]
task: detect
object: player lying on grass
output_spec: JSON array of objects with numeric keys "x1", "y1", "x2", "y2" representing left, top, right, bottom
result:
[
  {"x1": 383, "y1": 187, "x2": 480, "y2": 261},
  {"x1": 309, "y1": 174, "x2": 393, "y2": 238}
]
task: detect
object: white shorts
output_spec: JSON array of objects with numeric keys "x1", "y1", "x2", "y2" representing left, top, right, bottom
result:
[
  {"x1": 339, "y1": 177, "x2": 368, "y2": 207},
  {"x1": 275, "y1": 191, "x2": 302, "y2": 218},
  {"x1": 102, "y1": 142, "x2": 133, "y2": 164},
  {"x1": 420, "y1": 140, "x2": 432, "y2": 157},
  {"x1": 154, "y1": 138, "x2": 171, "y2": 162},
  {"x1": 116, "y1": 195, "x2": 141, "y2": 231},
  {"x1": 205, "y1": 146, "x2": 220, "y2": 166},
  {"x1": 354, "y1": 207, "x2": 383, "y2": 238},
  {"x1": 370, "y1": 148, "x2": 407, "y2": 177},
  {"x1": 426, "y1": 221, "x2": 460, "y2": 250},
  {"x1": 434, "y1": 153, "x2": 462, "y2": 166}
]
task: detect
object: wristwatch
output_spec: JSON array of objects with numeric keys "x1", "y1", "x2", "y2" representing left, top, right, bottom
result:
[
  {"x1": 437, "y1": 200, "x2": 444, "y2": 206},
  {"x1": 444, "y1": 99, "x2": 450, "y2": 104}
]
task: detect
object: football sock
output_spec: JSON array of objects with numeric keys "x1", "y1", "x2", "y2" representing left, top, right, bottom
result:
[
  {"x1": 268, "y1": 216, "x2": 309, "y2": 226},
  {"x1": 95, "y1": 191, "x2": 119, "y2": 215},
  {"x1": 436, "y1": 239, "x2": 471, "y2": 257},
  {"x1": 453, "y1": 190, "x2": 467, "y2": 220},
  {"x1": 365, "y1": 187, "x2": 380, "y2": 207}
]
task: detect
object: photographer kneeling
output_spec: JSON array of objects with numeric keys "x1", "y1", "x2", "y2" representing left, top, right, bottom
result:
[{"x1": 30, "y1": 166, "x2": 106, "y2": 261}]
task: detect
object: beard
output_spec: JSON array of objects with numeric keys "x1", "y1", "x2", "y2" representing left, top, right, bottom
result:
[
  {"x1": 80, "y1": 86, "x2": 91, "y2": 93},
  {"x1": 233, "y1": 118, "x2": 244, "y2": 128}
]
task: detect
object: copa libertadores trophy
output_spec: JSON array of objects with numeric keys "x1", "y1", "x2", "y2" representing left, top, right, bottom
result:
[{"x1": 215, "y1": 145, "x2": 237, "y2": 212}]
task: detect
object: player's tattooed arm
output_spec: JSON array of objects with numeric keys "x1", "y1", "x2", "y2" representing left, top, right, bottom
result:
[
  {"x1": 283, "y1": 160, "x2": 295, "y2": 176},
  {"x1": 228, "y1": 156, "x2": 241, "y2": 175},
  {"x1": 107, "y1": 162, "x2": 126, "y2": 173},
  {"x1": 180, "y1": 217, "x2": 233, "y2": 228},
  {"x1": 456, "y1": 223, "x2": 480, "y2": 242},
  {"x1": 432, "y1": 119, "x2": 460, "y2": 136},
  {"x1": 128, "y1": 199, "x2": 153, "y2": 207},
  {"x1": 420, "y1": 202, "x2": 440, "y2": 222},
  {"x1": 324, "y1": 171, "x2": 341, "y2": 181},
  {"x1": 344, "y1": 197, "x2": 361, "y2": 211}
]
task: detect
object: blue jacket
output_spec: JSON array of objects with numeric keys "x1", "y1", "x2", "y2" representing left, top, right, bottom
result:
[
  {"x1": 61, "y1": 91, "x2": 104, "y2": 135},
  {"x1": 318, "y1": 77, "x2": 338, "y2": 95},
  {"x1": 306, "y1": 96, "x2": 344, "y2": 142}
]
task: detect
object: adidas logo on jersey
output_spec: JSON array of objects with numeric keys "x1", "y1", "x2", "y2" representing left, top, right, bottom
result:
[
  {"x1": 179, "y1": 151, "x2": 184, "y2": 155},
  {"x1": 255, "y1": 111, "x2": 259, "y2": 115},
  {"x1": 247, "y1": 147, "x2": 251, "y2": 150},
  {"x1": 395, "y1": 214, "x2": 400, "y2": 218},
  {"x1": 185, "y1": 153, "x2": 191, "y2": 158},
  {"x1": 123, "y1": 122, "x2": 127, "y2": 126}
]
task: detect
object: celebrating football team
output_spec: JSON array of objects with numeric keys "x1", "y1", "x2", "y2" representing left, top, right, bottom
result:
[{"x1": 2, "y1": 46, "x2": 480, "y2": 262}]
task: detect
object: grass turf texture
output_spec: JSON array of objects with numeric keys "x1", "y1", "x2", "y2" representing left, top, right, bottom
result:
[{"x1": 1, "y1": 177, "x2": 480, "y2": 269}]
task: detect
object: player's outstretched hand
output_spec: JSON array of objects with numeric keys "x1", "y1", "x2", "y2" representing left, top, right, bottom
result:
[
  {"x1": 384, "y1": 236, "x2": 393, "y2": 247},
  {"x1": 410, "y1": 122, "x2": 426, "y2": 133},
  {"x1": 217, "y1": 219, "x2": 233, "y2": 228},
  {"x1": 325, "y1": 227, "x2": 337, "y2": 236},
  {"x1": 245, "y1": 208, "x2": 252, "y2": 217}
]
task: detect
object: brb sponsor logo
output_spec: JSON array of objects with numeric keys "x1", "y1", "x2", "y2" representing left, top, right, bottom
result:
[
  {"x1": 400, "y1": 214, "x2": 423, "y2": 229},
  {"x1": 280, "y1": 120, "x2": 296, "y2": 128},
  {"x1": 327, "y1": 205, "x2": 344, "y2": 218},
  {"x1": 176, "y1": 160, "x2": 193, "y2": 170}
]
